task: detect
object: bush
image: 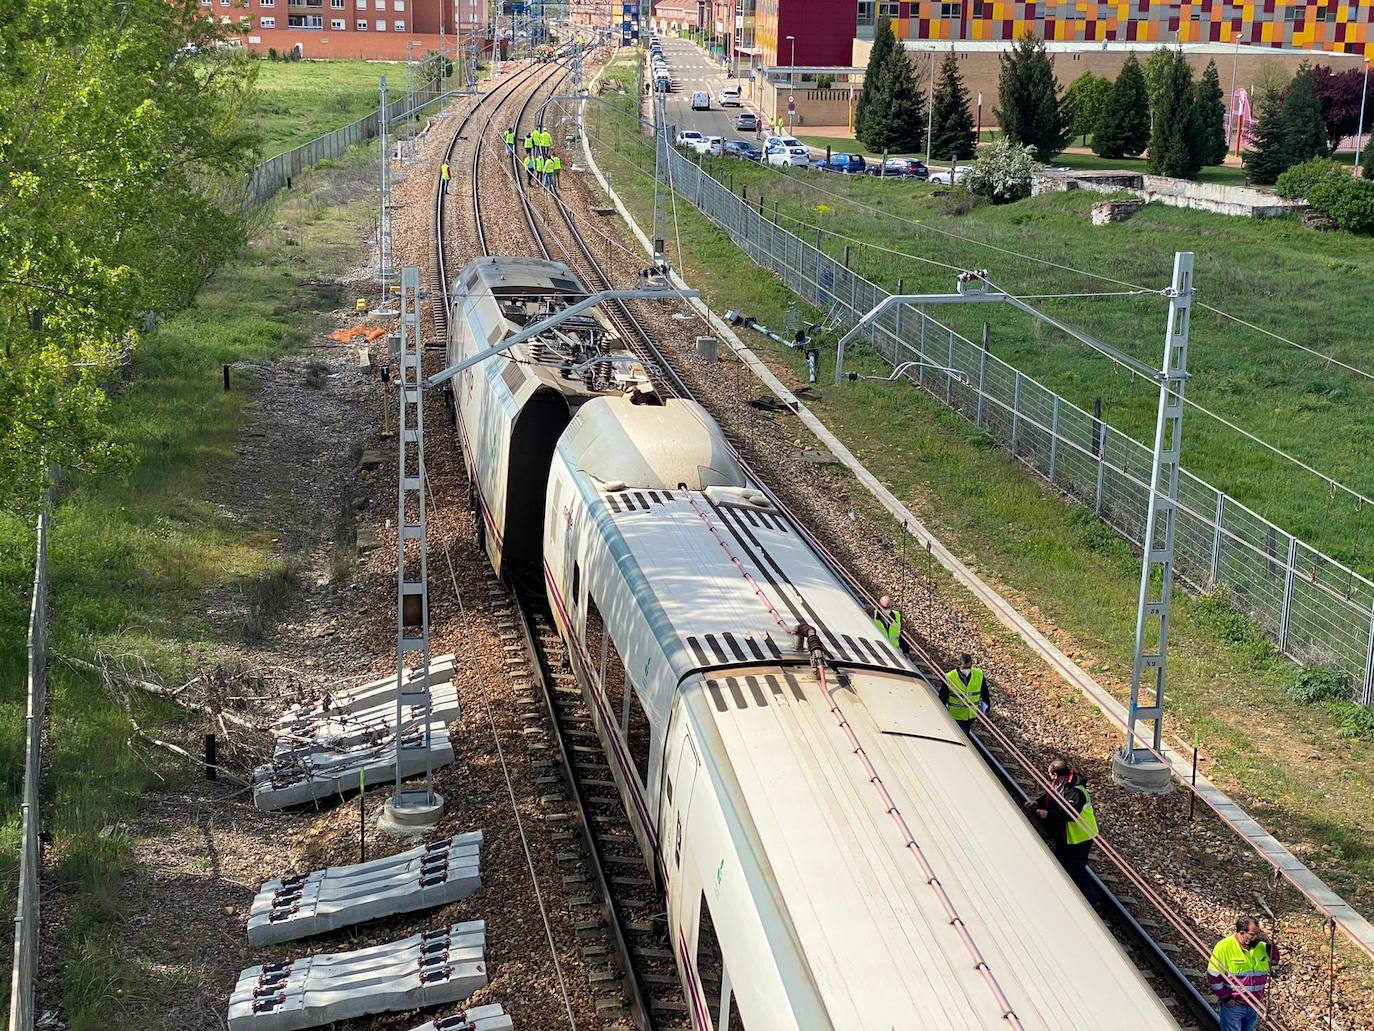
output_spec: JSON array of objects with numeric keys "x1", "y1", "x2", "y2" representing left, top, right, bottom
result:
[
  {"x1": 1279, "y1": 158, "x2": 1374, "y2": 233},
  {"x1": 1285, "y1": 665, "x2": 1351, "y2": 704},
  {"x1": 964, "y1": 136, "x2": 1039, "y2": 203},
  {"x1": 816, "y1": 73, "x2": 833, "y2": 90}
]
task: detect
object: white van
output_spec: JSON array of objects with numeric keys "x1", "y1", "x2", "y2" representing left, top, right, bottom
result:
[{"x1": 691, "y1": 90, "x2": 710, "y2": 111}]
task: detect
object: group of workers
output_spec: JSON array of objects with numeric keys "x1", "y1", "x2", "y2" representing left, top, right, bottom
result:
[{"x1": 516, "y1": 125, "x2": 562, "y2": 190}]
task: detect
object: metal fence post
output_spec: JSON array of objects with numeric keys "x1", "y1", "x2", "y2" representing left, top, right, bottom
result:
[
  {"x1": 976, "y1": 324, "x2": 988, "y2": 428},
  {"x1": 946, "y1": 329, "x2": 955, "y2": 405},
  {"x1": 1011, "y1": 370, "x2": 1022, "y2": 455},
  {"x1": 919, "y1": 316, "x2": 927, "y2": 387},
  {"x1": 1049, "y1": 396, "x2": 1060, "y2": 483},
  {"x1": 1363, "y1": 601, "x2": 1374, "y2": 705},
  {"x1": 1279, "y1": 537, "x2": 1299, "y2": 652},
  {"x1": 1096, "y1": 427, "x2": 1109, "y2": 515},
  {"x1": 1210, "y1": 493, "x2": 1227, "y2": 586}
]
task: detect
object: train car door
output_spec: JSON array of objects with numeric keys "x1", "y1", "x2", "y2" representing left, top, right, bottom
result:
[{"x1": 667, "y1": 726, "x2": 699, "y2": 913}]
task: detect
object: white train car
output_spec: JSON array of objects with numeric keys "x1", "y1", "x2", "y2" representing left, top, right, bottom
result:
[
  {"x1": 544, "y1": 394, "x2": 1179, "y2": 1031},
  {"x1": 446, "y1": 256, "x2": 652, "y2": 577}
]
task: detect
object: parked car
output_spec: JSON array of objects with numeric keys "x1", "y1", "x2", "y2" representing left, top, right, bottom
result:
[
  {"x1": 675, "y1": 129, "x2": 704, "y2": 148},
  {"x1": 654, "y1": 73, "x2": 671, "y2": 92},
  {"x1": 866, "y1": 157, "x2": 929, "y2": 180},
  {"x1": 928, "y1": 164, "x2": 974, "y2": 185},
  {"x1": 815, "y1": 152, "x2": 866, "y2": 174},
  {"x1": 717, "y1": 87, "x2": 741, "y2": 107},
  {"x1": 766, "y1": 144, "x2": 811, "y2": 168},
  {"x1": 692, "y1": 135, "x2": 724, "y2": 157},
  {"x1": 691, "y1": 90, "x2": 710, "y2": 111},
  {"x1": 734, "y1": 111, "x2": 758, "y2": 131},
  {"x1": 723, "y1": 138, "x2": 763, "y2": 161}
]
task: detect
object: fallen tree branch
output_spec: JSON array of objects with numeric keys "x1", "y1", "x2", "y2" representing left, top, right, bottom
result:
[
  {"x1": 59, "y1": 654, "x2": 257, "y2": 731},
  {"x1": 127, "y1": 720, "x2": 248, "y2": 787}
]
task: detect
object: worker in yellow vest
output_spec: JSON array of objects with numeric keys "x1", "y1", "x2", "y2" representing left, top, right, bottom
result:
[
  {"x1": 549, "y1": 153, "x2": 561, "y2": 188},
  {"x1": 871, "y1": 594, "x2": 906, "y2": 654},
  {"x1": 439, "y1": 160, "x2": 450, "y2": 195},
  {"x1": 503, "y1": 127, "x2": 516, "y2": 155},
  {"x1": 1027, "y1": 758, "x2": 1099, "y2": 900},
  {"x1": 523, "y1": 131, "x2": 534, "y2": 155},
  {"x1": 1207, "y1": 915, "x2": 1278, "y2": 1031},
  {"x1": 941, "y1": 653, "x2": 988, "y2": 731},
  {"x1": 534, "y1": 153, "x2": 546, "y2": 188},
  {"x1": 542, "y1": 127, "x2": 554, "y2": 153},
  {"x1": 524, "y1": 152, "x2": 536, "y2": 184}
]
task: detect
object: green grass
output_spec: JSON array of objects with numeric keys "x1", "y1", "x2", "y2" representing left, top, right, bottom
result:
[
  {"x1": 584, "y1": 72, "x2": 1374, "y2": 911},
  {"x1": 0, "y1": 147, "x2": 377, "y2": 1025},
  {"x1": 252, "y1": 58, "x2": 404, "y2": 156}
]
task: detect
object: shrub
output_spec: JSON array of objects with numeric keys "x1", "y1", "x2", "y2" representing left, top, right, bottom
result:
[
  {"x1": 1333, "y1": 701, "x2": 1374, "y2": 740},
  {"x1": 1285, "y1": 665, "x2": 1351, "y2": 704},
  {"x1": 1279, "y1": 158, "x2": 1374, "y2": 233},
  {"x1": 965, "y1": 136, "x2": 1039, "y2": 203},
  {"x1": 816, "y1": 73, "x2": 833, "y2": 90},
  {"x1": 1275, "y1": 156, "x2": 1345, "y2": 198}
]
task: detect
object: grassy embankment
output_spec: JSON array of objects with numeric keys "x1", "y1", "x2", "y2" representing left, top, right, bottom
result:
[
  {"x1": 253, "y1": 58, "x2": 403, "y2": 155},
  {"x1": 583, "y1": 53, "x2": 1374, "y2": 908},
  {"x1": 0, "y1": 150, "x2": 376, "y2": 1028}
]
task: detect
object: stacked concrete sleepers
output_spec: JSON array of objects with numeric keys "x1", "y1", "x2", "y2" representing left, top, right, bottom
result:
[
  {"x1": 406, "y1": 1004, "x2": 513, "y2": 1031},
  {"x1": 228, "y1": 921, "x2": 486, "y2": 1031},
  {"x1": 272, "y1": 656, "x2": 460, "y2": 760},
  {"x1": 252, "y1": 723, "x2": 456, "y2": 810},
  {"x1": 248, "y1": 831, "x2": 483, "y2": 946}
]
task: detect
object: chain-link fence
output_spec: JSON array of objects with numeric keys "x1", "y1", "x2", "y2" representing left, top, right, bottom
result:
[
  {"x1": 8, "y1": 481, "x2": 55, "y2": 1031},
  {"x1": 244, "y1": 79, "x2": 454, "y2": 209},
  {"x1": 659, "y1": 138, "x2": 1374, "y2": 703}
]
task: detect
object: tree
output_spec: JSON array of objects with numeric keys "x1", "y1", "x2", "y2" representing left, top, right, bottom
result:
[
  {"x1": 929, "y1": 49, "x2": 977, "y2": 161},
  {"x1": 995, "y1": 31, "x2": 1071, "y2": 159},
  {"x1": 1093, "y1": 55, "x2": 1151, "y2": 158},
  {"x1": 1312, "y1": 64, "x2": 1367, "y2": 153},
  {"x1": 1147, "y1": 49, "x2": 1200, "y2": 178},
  {"x1": 1364, "y1": 141, "x2": 1374, "y2": 179},
  {"x1": 1245, "y1": 65, "x2": 1329, "y2": 184},
  {"x1": 0, "y1": 0, "x2": 259, "y2": 508},
  {"x1": 855, "y1": 17, "x2": 897, "y2": 144},
  {"x1": 965, "y1": 136, "x2": 1039, "y2": 203},
  {"x1": 1193, "y1": 59, "x2": 1228, "y2": 166},
  {"x1": 1064, "y1": 71, "x2": 1111, "y2": 146},
  {"x1": 1143, "y1": 46, "x2": 1174, "y2": 118},
  {"x1": 859, "y1": 43, "x2": 927, "y2": 154}
]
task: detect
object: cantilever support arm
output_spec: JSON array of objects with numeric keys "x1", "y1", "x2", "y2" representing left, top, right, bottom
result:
[
  {"x1": 422, "y1": 287, "x2": 698, "y2": 390},
  {"x1": 833, "y1": 290, "x2": 1166, "y2": 385}
]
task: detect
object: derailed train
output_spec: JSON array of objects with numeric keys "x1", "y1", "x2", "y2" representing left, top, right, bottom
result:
[{"x1": 447, "y1": 256, "x2": 1178, "y2": 1030}]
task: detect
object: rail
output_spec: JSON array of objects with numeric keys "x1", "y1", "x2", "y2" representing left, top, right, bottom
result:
[{"x1": 8, "y1": 476, "x2": 57, "y2": 1031}]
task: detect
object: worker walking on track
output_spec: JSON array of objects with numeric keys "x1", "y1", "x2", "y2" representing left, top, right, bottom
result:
[
  {"x1": 440, "y1": 161, "x2": 450, "y2": 195},
  {"x1": 941, "y1": 653, "x2": 989, "y2": 731},
  {"x1": 871, "y1": 594, "x2": 907, "y2": 654},
  {"x1": 523, "y1": 131, "x2": 534, "y2": 156},
  {"x1": 1026, "y1": 758, "x2": 1098, "y2": 901},
  {"x1": 503, "y1": 126, "x2": 516, "y2": 155},
  {"x1": 534, "y1": 153, "x2": 546, "y2": 188},
  {"x1": 1207, "y1": 916, "x2": 1278, "y2": 1031},
  {"x1": 549, "y1": 153, "x2": 561, "y2": 189},
  {"x1": 524, "y1": 152, "x2": 536, "y2": 184}
]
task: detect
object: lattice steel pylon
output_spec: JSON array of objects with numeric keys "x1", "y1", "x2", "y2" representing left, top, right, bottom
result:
[
  {"x1": 1112, "y1": 251, "x2": 1195, "y2": 795},
  {"x1": 388, "y1": 265, "x2": 444, "y2": 828}
]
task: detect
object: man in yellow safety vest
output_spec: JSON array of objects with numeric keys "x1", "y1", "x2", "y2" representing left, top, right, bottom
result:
[
  {"x1": 524, "y1": 153, "x2": 536, "y2": 183},
  {"x1": 523, "y1": 132, "x2": 534, "y2": 154},
  {"x1": 941, "y1": 653, "x2": 988, "y2": 731},
  {"x1": 534, "y1": 153, "x2": 546, "y2": 187},
  {"x1": 871, "y1": 594, "x2": 906, "y2": 654},
  {"x1": 1207, "y1": 915, "x2": 1279, "y2": 1031},
  {"x1": 1027, "y1": 758, "x2": 1099, "y2": 900},
  {"x1": 549, "y1": 153, "x2": 561, "y2": 188},
  {"x1": 439, "y1": 161, "x2": 450, "y2": 195},
  {"x1": 503, "y1": 127, "x2": 516, "y2": 155}
]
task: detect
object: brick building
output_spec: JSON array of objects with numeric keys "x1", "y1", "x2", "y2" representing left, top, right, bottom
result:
[{"x1": 223, "y1": 0, "x2": 489, "y2": 60}]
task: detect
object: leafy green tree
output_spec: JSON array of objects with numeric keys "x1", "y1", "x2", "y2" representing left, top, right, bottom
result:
[
  {"x1": 0, "y1": 0, "x2": 259, "y2": 508},
  {"x1": 1147, "y1": 49, "x2": 1200, "y2": 178},
  {"x1": 1143, "y1": 46, "x2": 1174, "y2": 118},
  {"x1": 1363, "y1": 141, "x2": 1374, "y2": 179},
  {"x1": 1244, "y1": 65, "x2": 1329, "y2": 184},
  {"x1": 994, "y1": 31, "x2": 1071, "y2": 159},
  {"x1": 1193, "y1": 59, "x2": 1229, "y2": 166},
  {"x1": 1064, "y1": 72, "x2": 1111, "y2": 147},
  {"x1": 855, "y1": 17, "x2": 897, "y2": 144},
  {"x1": 1093, "y1": 54, "x2": 1151, "y2": 158},
  {"x1": 965, "y1": 136, "x2": 1039, "y2": 203},
  {"x1": 929, "y1": 49, "x2": 977, "y2": 161}
]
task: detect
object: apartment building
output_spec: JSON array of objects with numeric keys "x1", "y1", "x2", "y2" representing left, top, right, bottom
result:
[{"x1": 217, "y1": 0, "x2": 489, "y2": 60}]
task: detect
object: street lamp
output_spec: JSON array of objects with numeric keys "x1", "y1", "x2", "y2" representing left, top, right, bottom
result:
[{"x1": 787, "y1": 34, "x2": 796, "y2": 133}]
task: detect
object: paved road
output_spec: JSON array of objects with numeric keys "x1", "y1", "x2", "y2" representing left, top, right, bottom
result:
[{"x1": 653, "y1": 37, "x2": 764, "y2": 148}]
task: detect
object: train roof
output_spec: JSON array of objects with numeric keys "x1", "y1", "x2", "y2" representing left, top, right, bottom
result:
[{"x1": 688, "y1": 666, "x2": 1178, "y2": 1029}]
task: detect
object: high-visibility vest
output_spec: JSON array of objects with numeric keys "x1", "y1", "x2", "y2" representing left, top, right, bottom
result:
[
  {"x1": 871, "y1": 607, "x2": 901, "y2": 646},
  {"x1": 523, "y1": 134, "x2": 533, "y2": 150},
  {"x1": 550, "y1": 156, "x2": 561, "y2": 172},
  {"x1": 943, "y1": 667, "x2": 982, "y2": 722},
  {"x1": 535, "y1": 156, "x2": 546, "y2": 173},
  {"x1": 1206, "y1": 936, "x2": 1272, "y2": 1002},
  {"x1": 525, "y1": 155, "x2": 535, "y2": 171},
  {"x1": 541, "y1": 129, "x2": 552, "y2": 148},
  {"x1": 1062, "y1": 785, "x2": 1099, "y2": 845},
  {"x1": 440, "y1": 163, "x2": 450, "y2": 181},
  {"x1": 503, "y1": 129, "x2": 515, "y2": 144}
]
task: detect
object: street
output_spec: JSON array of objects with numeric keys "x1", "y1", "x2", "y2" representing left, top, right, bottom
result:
[{"x1": 653, "y1": 36, "x2": 766, "y2": 146}]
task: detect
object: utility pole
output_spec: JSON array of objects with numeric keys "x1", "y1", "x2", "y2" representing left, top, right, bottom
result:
[
  {"x1": 925, "y1": 46, "x2": 936, "y2": 161},
  {"x1": 1355, "y1": 60, "x2": 1370, "y2": 170},
  {"x1": 1112, "y1": 251, "x2": 1195, "y2": 795},
  {"x1": 378, "y1": 76, "x2": 393, "y2": 292},
  {"x1": 651, "y1": 91, "x2": 668, "y2": 262},
  {"x1": 384, "y1": 265, "x2": 445, "y2": 833}
]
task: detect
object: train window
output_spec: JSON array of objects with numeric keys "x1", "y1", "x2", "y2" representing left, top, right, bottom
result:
[
  {"x1": 626, "y1": 686, "x2": 652, "y2": 786},
  {"x1": 571, "y1": 562, "x2": 580, "y2": 609},
  {"x1": 604, "y1": 634, "x2": 626, "y2": 728},
  {"x1": 694, "y1": 893, "x2": 723, "y2": 1019},
  {"x1": 585, "y1": 598, "x2": 607, "y2": 685}
]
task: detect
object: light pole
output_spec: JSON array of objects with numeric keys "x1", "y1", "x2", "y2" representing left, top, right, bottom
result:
[
  {"x1": 787, "y1": 34, "x2": 796, "y2": 133},
  {"x1": 1356, "y1": 60, "x2": 1370, "y2": 170},
  {"x1": 925, "y1": 46, "x2": 936, "y2": 162}
]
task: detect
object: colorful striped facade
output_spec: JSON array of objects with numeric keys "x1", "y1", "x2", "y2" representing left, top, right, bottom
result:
[{"x1": 876, "y1": 1, "x2": 1372, "y2": 53}]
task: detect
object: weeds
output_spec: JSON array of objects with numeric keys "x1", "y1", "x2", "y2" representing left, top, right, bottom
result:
[
  {"x1": 240, "y1": 558, "x2": 300, "y2": 641},
  {"x1": 1286, "y1": 665, "x2": 1353, "y2": 704}
]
